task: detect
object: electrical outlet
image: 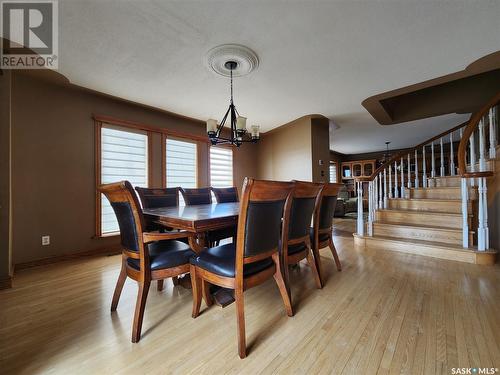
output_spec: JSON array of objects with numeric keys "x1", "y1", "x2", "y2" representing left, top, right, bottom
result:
[{"x1": 42, "y1": 235, "x2": 50, "y2": 246}]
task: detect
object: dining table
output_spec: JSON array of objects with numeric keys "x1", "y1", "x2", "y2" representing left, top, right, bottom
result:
[{"x1": 143, "y1": 202, "x2": 240, "y2": 306}]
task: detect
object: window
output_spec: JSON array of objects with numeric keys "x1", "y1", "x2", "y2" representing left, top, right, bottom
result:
[
  {"x1": 210, "y1": 147, "x2": 233, "y2": 188},
  {"x1": 166, "y1": 138, "x2": 197, "y2": 205},
  {"x1": 100, "y1": 125, "x2": 148, "y2": 234},
  {"x1": 329, "y1": 162, "x2": 337, "y2": 183}
]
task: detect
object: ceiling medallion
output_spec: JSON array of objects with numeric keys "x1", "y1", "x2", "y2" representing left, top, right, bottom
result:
[{"x1": 205, "y1": 44, "x2": 259, "y2": 77}]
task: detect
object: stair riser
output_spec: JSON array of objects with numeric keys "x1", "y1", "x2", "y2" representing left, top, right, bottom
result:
[
  {"x1": 409, "y1": 189, "x2": 477, "y2": 200},
  {"x1": 387, "y1": 199, "x2": 466, "y2": 214},
  {"x1": 430, "y1": 178, "x2": 462, "y2": 187},
  {"x1": 361, "y1": 237, "x2": 477, "y2": 264},
  {"x1": 376, "y1": 211, "x2": 463, "y2": 229},
  {"x1": 372, "y1": 224, "x2": 468, "y2": 246}
]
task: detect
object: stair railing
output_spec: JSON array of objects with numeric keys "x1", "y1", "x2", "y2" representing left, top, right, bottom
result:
[{"x1": 458, "y1": 92, "x2": 499, "y2": 250}]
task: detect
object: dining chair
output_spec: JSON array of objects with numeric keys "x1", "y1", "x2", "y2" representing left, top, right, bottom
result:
[
  {"x1": 190, "y1": 178, "x2": 295, "y2": 358},
  {"x1": 99, "y1": 181, "x2": 195, "y2": 343},
  {"x1": 179, "y1": 187, "x2": 212, "y2": 205},
  {"x1": 135, "y1": 187, "x2": 180, "y2": 232},
  {"x1": 211, "y1": 187, "x2": 239, "y2": 203},
  {"x1": 285, "y1": 181, "x2": 324, "y2": 290},
  {"x1": 310, "y1": 182, "x2": 344, "y2": 284},
  {"x1": 180, "y1": 187, "x2": 233, "y2": 246}
]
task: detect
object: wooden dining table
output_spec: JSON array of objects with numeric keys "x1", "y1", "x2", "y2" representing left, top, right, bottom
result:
[{"x1": 143, "y1": 202, "x2": 240, "y2": 306}]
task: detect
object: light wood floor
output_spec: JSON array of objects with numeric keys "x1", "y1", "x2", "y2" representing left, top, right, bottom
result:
[{"x1": 1, "y1": 219, "x2": 499, "y2": 374}]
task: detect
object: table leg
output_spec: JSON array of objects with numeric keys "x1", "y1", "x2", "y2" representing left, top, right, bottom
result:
[{"x1": 188, "y1": 232, "x2": 207, "y2": 254}]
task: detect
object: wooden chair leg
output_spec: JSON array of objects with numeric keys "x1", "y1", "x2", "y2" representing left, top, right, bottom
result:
[
  {"x1": 272, "y1": 253, "x2": 293, "y2": 317},
  {"x1": 157, "y1": 279, "x2": 164, "y2": 291},
  {"x1": 111, "y1": 257, "x2": 127, "y2": 312},
  {"x1": 306, "y1": 249, "x2": 323, "y2": 289},
  {"x1": 190, "y1": 265, "x2": 202, "y2": 318},
  {"x1": 329, "y1": 238, "x2": 342, "y2": 271},
  {"x1": 311, "y1": 246, "x2": 325, "y2": 287},
  {"x1": 172, "y1": 276, "x2": 179, "y2": 286},
  {"x1": 202, "y1": 280, "x2": 213, "y2": 307},
  {"x1": 235, "y1": 287, "x2": 246, "y2": 359},
  {"x1": 131, "y1": 280, "x2": 150, "y2": 343}
]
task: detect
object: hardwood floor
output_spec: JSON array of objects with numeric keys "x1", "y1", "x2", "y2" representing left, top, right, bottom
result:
[{"x1": 1, "y1": 218, "x2": 499, "y2": 374}]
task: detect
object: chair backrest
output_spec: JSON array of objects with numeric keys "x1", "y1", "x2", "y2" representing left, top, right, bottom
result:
[
  {"x1": 288, "y1": 181, "x2": 324, "y2": 242},
  {"x1": 135, "y1": 187, "x2": 179, "y2": 208},
  {"x1": 211, "y1": 187, "x2": 239, "y2": 203},
  {"x1": 235, "y1": 179, "x2": 294, "y2": 273},
  {"x1": 316, "y1": 183, "x2": 343, "y2": 231},
  {"x1": 179, "y1": 187, "x2": 212, "y2": 205},
  {"x1": 99, "y1": 181, "x2": 146, "y2": 258}
]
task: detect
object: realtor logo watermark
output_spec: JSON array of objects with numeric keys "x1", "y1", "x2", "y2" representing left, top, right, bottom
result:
[{"x1": 1, "y1": 0, "x2": 58, "y2": 68}]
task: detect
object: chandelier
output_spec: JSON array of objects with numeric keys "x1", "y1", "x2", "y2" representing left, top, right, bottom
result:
[{"x1": 206, "y1": 61, "x2": 260, "y2": 147}]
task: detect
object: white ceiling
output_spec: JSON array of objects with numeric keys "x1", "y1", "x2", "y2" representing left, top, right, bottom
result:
[{"x1": 59, "y1": 0, "x2": 500, "y2": 153}]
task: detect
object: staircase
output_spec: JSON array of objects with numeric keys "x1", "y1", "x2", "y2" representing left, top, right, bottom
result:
[
  {"x1": 353, "y1": 93, "x2": 499, "y2": 265},
  {"x1": 356, "y1": 175, "x2": 495, "y2": 264}
]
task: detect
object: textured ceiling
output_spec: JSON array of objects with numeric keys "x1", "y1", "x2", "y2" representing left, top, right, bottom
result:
[{"x1": 58, "y1": 0, "x2": 500, "y2": 153}]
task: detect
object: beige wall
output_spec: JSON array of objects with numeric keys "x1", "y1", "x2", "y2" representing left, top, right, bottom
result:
[
  {"x1": 10, "y1": 73, "x2": 258, "y2": 264},
  {"x1": 0, "y1": 70, "x2": 13, "y2": 283},
  {"x1": 257, "y1": 116, "x2": 313, "y2": 181}
]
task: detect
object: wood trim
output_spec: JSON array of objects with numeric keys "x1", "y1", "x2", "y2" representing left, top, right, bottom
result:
[
  {"x1": 14, "y1": 244, "x2": 122, "y2": 272},
  {"x1": 161, "y1": 133, "x2": 166, "y2": 188},
  {"x1": 94, "y1": 120, "x2": 102, "y2": 237},
  {"x1": 0, "y1": 276, "x2": 12, "y2": 290},
  {"x1": 93, "y1": 114, "x2": 210, "y2": 143},
  {"x1": 147, "y1": 131, "x2": 153, "y2": 187}
]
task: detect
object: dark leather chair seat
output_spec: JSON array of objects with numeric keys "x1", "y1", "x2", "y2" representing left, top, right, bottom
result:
[
  {"x1": 310, "y1": 228, "x2": 330, "y2": 243},
  {"x1": 288, "y1": 242, "x2": 307, "y2": 255},
  {"x1": 190, "y1": 243, "x2": 273, "y2": 278},
  {"x1": 127, "y1": 240, "x2": 195, "y2": 271}
]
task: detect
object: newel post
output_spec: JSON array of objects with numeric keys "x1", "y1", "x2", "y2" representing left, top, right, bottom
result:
[
  {"x1": 356, "y1": 181, "x2": 364, "y2": 236},
  {"x1": 460, "y1": 177, "x2": 469, "y2": 248}
]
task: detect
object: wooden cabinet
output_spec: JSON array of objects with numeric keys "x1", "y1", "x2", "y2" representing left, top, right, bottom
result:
[{"x1": 341, "y1": 159, "x2": 376, "y2": 180}]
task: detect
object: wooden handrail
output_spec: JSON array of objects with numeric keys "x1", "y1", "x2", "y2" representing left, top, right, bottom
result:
[
  {"x1": 355, "y1": 120, "x2": 468, "y2": 182},
  {"x1": 457, "y1": 92, "x2": 500, "y2": 177}
]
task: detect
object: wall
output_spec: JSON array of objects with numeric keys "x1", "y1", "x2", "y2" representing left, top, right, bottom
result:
[
  {"x1": 488, "y1": 151, "x2": 500, "y2": 252},
  {"x1": 11, "y1": 73, "x2": 258, "y2": 264},
  {"x1": 311, "y1": 117, "x2": 330, "y2": 183},
  {"x1": 0, "y1": 70, "x2": 13, "y2": 287},
  {"x1": 257, "y1": 116, "x2": 313, "y2": 181}
]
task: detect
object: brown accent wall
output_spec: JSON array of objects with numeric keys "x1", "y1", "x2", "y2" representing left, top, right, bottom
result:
[
  {"x1": 0, "y1": 70, "x2": 13, "y2": 286},
  {"x1": 311, "y1": 117, "x2": 330, "y2": 183},
  {"x1": 256, "y1": 116, "x2": 313, "y2": 181},
  {"x1": 488, "y1": 150, "x2": 500, "y2": 252},
  {"x1": 10, "y1": 73, "x2": 258, "y2": 264}
]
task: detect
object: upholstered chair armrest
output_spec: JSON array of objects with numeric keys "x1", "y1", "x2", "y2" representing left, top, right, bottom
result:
[{"x1": 142, "y1": 231, "x2": 193, "y2": 244}]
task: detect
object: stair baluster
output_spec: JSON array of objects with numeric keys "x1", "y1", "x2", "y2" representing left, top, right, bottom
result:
[
  {"x1": 388, "y1": 165, "x2": 393, "y2": 199},
  {"x1": 357, "y1": 181, "x2": 364, "y2": 236},
  {"x1": 440, "y1": 137, "x2": 445, "y2": 177},
  {"x1": 431, "y1": 141, "x2": 436, "y2": 179},
  {"x1": 460, "y1": 178, "x2": 469, "y2": 248},
  {"x1": 477, "y1": 177, "x2": 486, "y2": 251},
  {"x1": 368, "y1": 181, "x2": 373, "y2": 236},
  {"x1": 479, "y1": 119, "x2": 487, "y2": 172},
  {"x1": 394, "y1": 161, "x2": 399, "y2": 198},
  {"x1": 383, "y1": 168, "x2": 388, "y2": 208},
  {"x1": 414, "y1": 149, "x2": 419, "y2": 187},
  {"x1": 400, "y1": 157, "x2": 405, "y2": 198},
  {"x1": 470, "y1": 131, "x2": 476, "y2": 186},
  {"x1": 489, "y1": 106, "x2": 497, "y2": 159},
  {"x1": 422, "y1": 145, "x2": 427, "y2": 188},
  {"x1": 407, "y1": 154, "x2": 411, "y2": 189},
  {"x1": 378, "y1": 172, "x2": 383, "y2": 209},
  {"x1": 450, "y1": 132, "x2": 455, "y2": 175}
]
